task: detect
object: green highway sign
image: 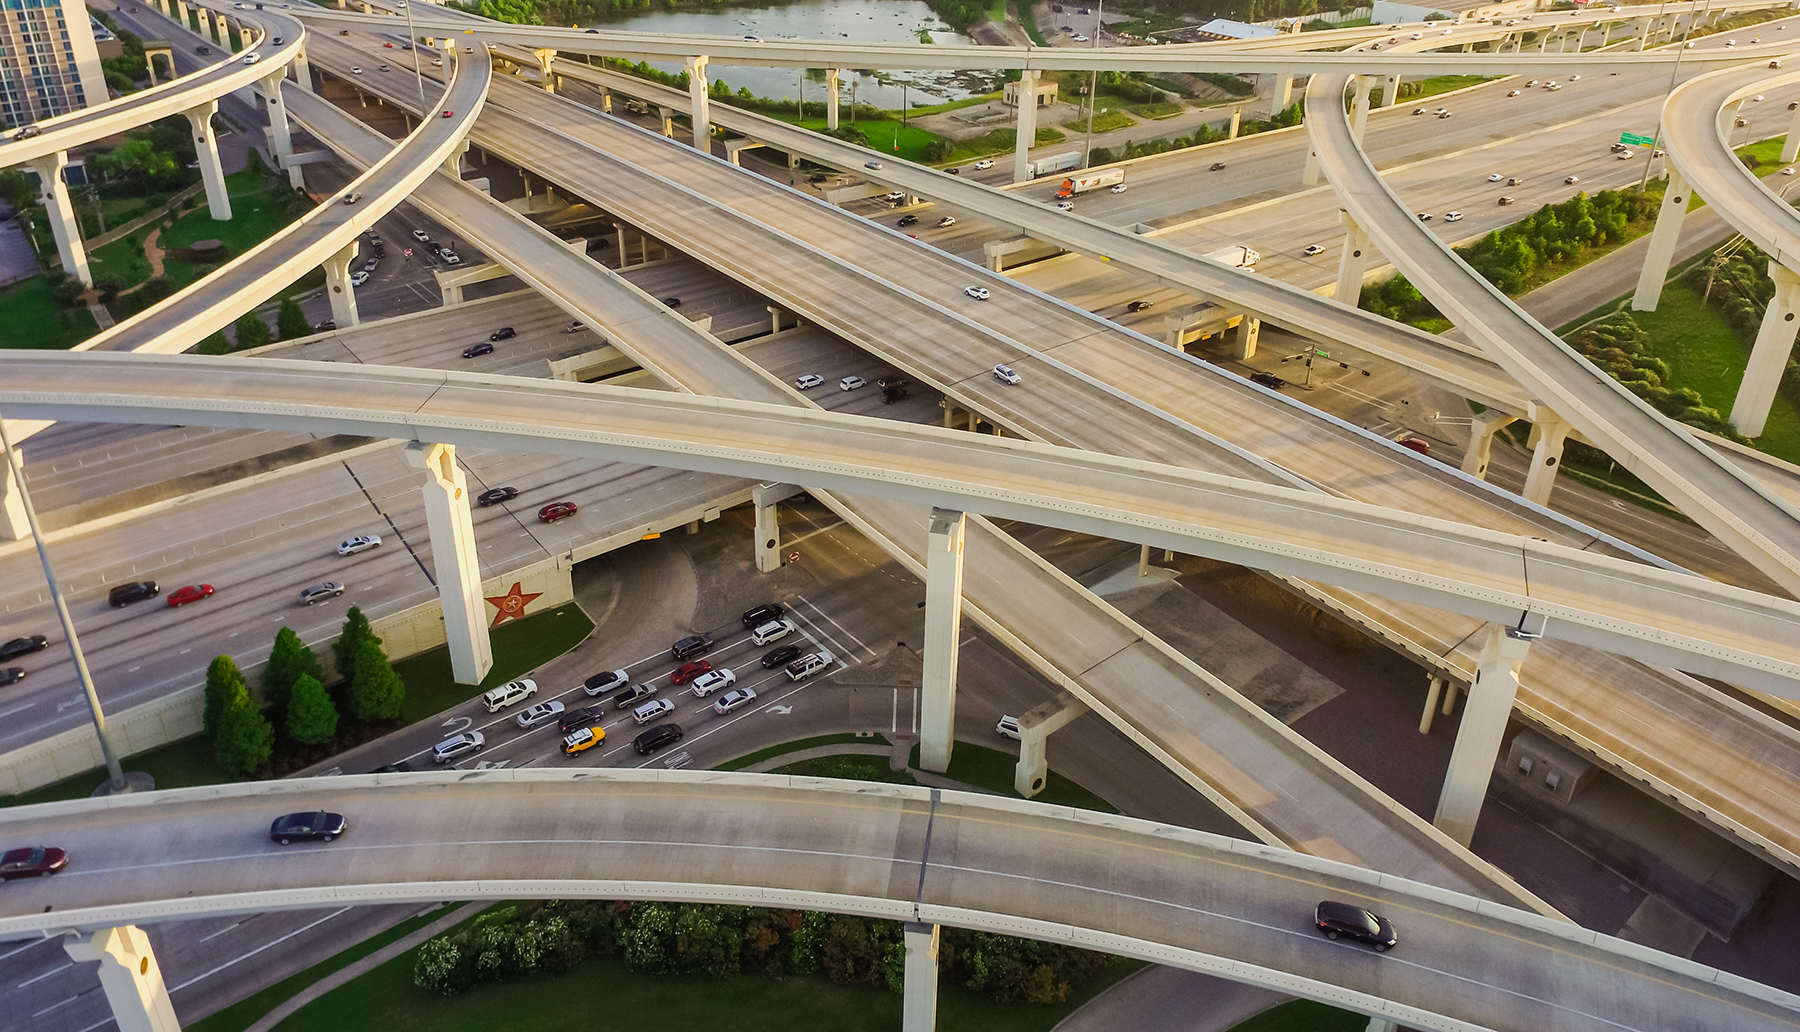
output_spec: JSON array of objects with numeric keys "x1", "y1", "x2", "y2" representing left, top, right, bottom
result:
[
  {"x1": 1621, "y1": 132, "x2": 1655, "y2": 147},
  {"x1": 1313, "y1": 348, "x2": 1330, "y2": 358}
]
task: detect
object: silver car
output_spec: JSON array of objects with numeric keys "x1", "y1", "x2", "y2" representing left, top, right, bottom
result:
[
  {"x1": 515, "y1": 700, "x2": 565, "y2": 728},
  {"x1": 432, "y1": 731, "x2": 485, "y2": 763},
  {"x1": 299, "y1": 582, "x2": 345, "y2": 606},
  {"x1": 337, "y1": 534, "x2": 381, "y2": 556}
]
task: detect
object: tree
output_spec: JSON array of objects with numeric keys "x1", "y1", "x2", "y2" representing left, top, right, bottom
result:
[
  {"x1": 234, "y1": 311, "x2": 271, "y2": 351},
  {"x1": 349, "y1": 636, "x2": 405, "y2": 721},
  {"x1": 265, "y1": 626, "x2": 322, "y2": 714},
  {"x1": 95, "y1": 137, "x2": 177, "y2": 191},
  {"x1": 276, "y1": 297, "x2": 311, "y2": 340},
  {"x1": 203, "y1": 654, "x2": 247, "y2": 739},
  {"x1": 285, "y1": 674, "x2": 338, "y2": 745},
  {"x1": 45, "y1": 271, "x2": 88, "y2": 308},
  {"x1": 333, "y1": 606, "x2": 379, "y2": 683},
  {"x1": 213, "y1": 681, "x2": 274, "y2": 775},
  {"x1": 196, "y1": 332, "x2": 230, "y2": 355}
]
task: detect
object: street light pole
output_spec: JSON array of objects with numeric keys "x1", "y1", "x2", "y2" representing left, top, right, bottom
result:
[
  {"x1": 401, "y1": 1, "x2": 427, "y2": 112},
  {"x1": 0, "y1": 414, "x2": 136, "y2": 794},
  {"x1": 1081, "y1": 0, "x2": 1104, "y2": 168},
  {"x1": 1636, "y1": 0, "x2": 1708, "y2": 195}
]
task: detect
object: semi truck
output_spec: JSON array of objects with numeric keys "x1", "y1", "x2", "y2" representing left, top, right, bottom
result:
[
  {"x1": 1204, "y1": 245, "x2": 1261, "y2": 269},
  {"x1": 1055, "y1": 167, "x2": 1125, "y2": 198},
  {"x1": 1028, "y1": 151, "x2": 1083, "y2": 178}
]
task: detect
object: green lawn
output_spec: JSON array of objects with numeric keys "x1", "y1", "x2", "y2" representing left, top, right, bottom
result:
[
  {"x1": 0, "y1": 275, "x2": 99, "y2": 349},
  {"x1": 162, "y1": 172, "x2": 291, "y2": 255},
  {"x1": 1402, "y1": 75, "x2": 1499, "y2": 102},
  {"x1": 89, "y1": 232, "x2": 157, "y2": 292},
  {"x1": 1017, "y1": 0, "x2": 1047, "y2": 46},
  {"x1": 907, "y1": 741, "x2": 1118, "y2": 812},
  {"x1": 1128, "y1": 101, "x2": 1185, "y2": 120},
  {"x1": 1066, "y1": 108, "x2": 1137, "y2": 135},
  {"x1": 0, "y1": 730, "x2": 222, "y2": 808},
  {"x1": 1735, "y1": 134, "x2": 1788, "y2": 172},
  {"x1": 719, "y1": 733, "x2": 890, "y2": 771},
  {"x1": 1224, "y1": 1000, "x2": 1365, "y2": 1032},
  {"x1": 391, "y1": 602, "x2": 595, "y2": 722},
  {"x1": 898, "y1": 90, "x2": 1002, "y2": 119}
]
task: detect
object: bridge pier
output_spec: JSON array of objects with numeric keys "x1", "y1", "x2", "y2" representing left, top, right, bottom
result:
[
  {"x1": 1783, "y1": 100, "x2": 1800, "y2": 163},
  {"x1": 1234, "y1": 315, "x2": 1260, "y2": 360},
  {"x1": 0, "y1": 448, "x2": 27, "y2": 540},
  {"x1": 534, "y1": 48, "x2": 556, "y2": 92},
  {"x1": 1631, "y1": 167, "x2": 1687, "y2": 311},
  {"x1": 919, "y1": 507, "x2": 966, "y2": 773},
  {"x1": 293, "y1": 48, "x2": 313, "y2": 94},
  {"x1": 1013, "y1": 694, "x2": 1090, "y2": 797},
  {"x1": 183, "y1": 100, "x2": 233, "y2": 220},
  {"x1": 1378, "y1": 74, "x2": 1400, "y2": 108},
  {"x1": 657, "y1": 105, "x2": 675, "y2": 137},
  {"x1": 260, "y1": 72, "x2": 302, "y2": 189},
  {"x1": 27, "y1": 151, "x2": 91, "y2": 286},
  {"x1": 1302, "y1": 146, "x2": 1321, "y2": 186},
  {"x1": 1267, "y1": 71, "x2": 1293, "y2": 119},
  {"x1": 1347, "y1": 75, "x2": 1372, "y2": 143},
  {"x1": 1460, "y1": 409, "x2": 1516, "y2": 479},
  {"x1": 64, "y1": 926, "x2": 180, "y2": 1032},
  {"x1": 902, "y1": 922, "x2": 940, "y2": 1032},
  {"x1": 1012, "y1": 69, "x2": 1039, "y2": 184},
  {"x1": 1521, "y1": 413, "x2": 1570, "y2": 505},
  {"x1": 1730, "y1": 262, "x2": 1800, "y2": 438},
  {"x1": 323, "y1": 240, "x2": 361, "y2": 328},
  {"x1": 1433, "y1": 621, "x2": 1537, "y2": 847},
  {"x1": 686, "y1": 55, "x2": 710, "y2": 150},
  {"x1": 827, "y1": 68, "x2": 841, "y2": 130},
  {"x1": 752, "y1": 483, "x2": 803, "y2": 573},
  {"x1": 1333, "y1": 209, "x2": 1371, "y2": 303},
  {"x1": 407, "y1": 442, "x2": 494, "y2": 686}
]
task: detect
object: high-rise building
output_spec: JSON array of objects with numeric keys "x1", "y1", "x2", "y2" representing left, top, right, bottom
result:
[{"x1": 0, "y1": 0, "x2": 108, "y2": 130}]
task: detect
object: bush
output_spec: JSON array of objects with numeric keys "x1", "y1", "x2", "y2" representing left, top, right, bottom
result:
[
  {"x1": 265, "y1": 626, "x2": 323, "y2": 714},
  {"x1": 196, "y1": 332, "x2": 230, "y2": 355},
  {"x1": 234, "y1": 311, "x2": 271, "y2": 351},
  {"x1": 94, "y1": 276, "x2": 127, "y2": 304},
  {"x1": 45, "y1": 272, "x2": 88, "y2": 308},
  {"x1": 333, "y1": 606, "x2": 378, "y2": 684},
  {"x1": 1567, "y1": 311, "x2": 1742, "y2": 440},
  {"x1": 276, "y1": 297, "x2": 311, "y2": 340},
  {"x1": 213, "y1": 680, "x2": 274, "y2": 775},
  {"x1": 203, "y1": 654, "x2": 246, "y2": 739},
  {"x1": 348, "y1": 636, "x2": 405, "y2": 721},
  {"x1": 285, "y1": 674, "x2": 338, "y2": 745}
]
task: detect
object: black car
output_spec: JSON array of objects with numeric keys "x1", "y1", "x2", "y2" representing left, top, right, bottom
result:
[
  {"x1": 476, "y1": 486, "x2": 518, "y2": 507},
  {"x1": 876, "y1": 376, "x2": 907, "y2": 390},
  {"x1": 634, "y1": 722, "x2": 684, "y2": 755},
  {"x1": 108, "y1": 581, "x2": 159, "y2": 607},
  {"x1": 898, "y1": 214, "x2": 919, "y2": 227},
  {"x1": 315, "y1": 320, "x2": 337, "y2": 332},
  {"x1": 662, "y1": 297, "x2": 682, "y2": 309},
  {"x1": 0, "y1": 636, "x2": 47, "y2": 661},
  {"x1": 197, "y1": 44, "x2": 212, "y2": 54},
  {"x1": 761, "y1": 644, "x2": 803, "y2": 669},
  {"x1": 1126, "y1": 300, "x2": 1154, "y2": 312},
  {"x1": 742, "y1": 603, "x2": 785, "y2": 628},
  {"x1": 368, "y1": 761, "x2": 414, "y2": 774},
  {"x1": 270, "y1": 811, "x2": 349, "y2": 845},
  {"x1": 1313, "y1": 900, "x2": 1397, "y2": 952},
  {"x1": 1209, "y1": 162, "x2": 1227, "y2": 171},
  {"x1": 559, "y1": 705, "x2": 604, "y2": 734},
  {"x1": 883, "y1": 386, "x2": 910, "y2": 404},
  {"x1": 489, "y1": 326, "x2": 516, "y2": 341},
  {"x1": 463, "y1": 341, "x2": 495, "y2": 359},
  {"x1": 808, "y1": 173, "x2": 829, "y2": 183},
  {"x1": 0, "y1": 668, "x2": 24, "y2": 687},
  {"x1": 671, "y1": 633, "x2": 715, "y2": 661},
  {"x1": 1249, "y1": 372, "x2": 1287, "y2": 390}
]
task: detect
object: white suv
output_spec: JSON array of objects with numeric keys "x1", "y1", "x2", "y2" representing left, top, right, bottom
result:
[
  {"x1": 751, "y1": 618, "x2": 795, "y2": 646},
  {"x1": 633, "y1": 697, "x2": 676, "y2": 724},
  {"x1": 482, "y1": 679, "x2": 537, "y2": 712},
  {"x1": 690, "y1": 668, "x2": 738, "y2": 698}
]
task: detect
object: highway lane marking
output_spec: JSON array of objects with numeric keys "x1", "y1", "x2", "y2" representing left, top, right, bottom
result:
[
  {"x1": 17, "y1": 960, "x2": 71, "y2": 988},
  {"x1": 31, "y1": 992, "x2": 86, "y2": 1019},
  {"x1": 198, "y1": 920, "x2": 242, "y2": 943},
  {"x1": 794, "y1": 594, "x2": 877, "y2": 660},
  {"x1": 784, "y1": 605, "x2": 855, "y2": 666},
  {"x1": 0, "y1": 702, "x2": 36, "y2": 720},
  {"x1": 167, "y1": 907, "x2": 352, "y2": 993},
  {"x1": 0, "y1": 939, "x2": 46, "y2": 962}
]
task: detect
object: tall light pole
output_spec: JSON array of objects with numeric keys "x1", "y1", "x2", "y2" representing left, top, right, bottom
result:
[
  {"x1": 1081, "y1": 0, "x2": 1105, "y2": 169},
  {"x1": 0, "y1": 414, "x2": 143, "y2": 794},
  {"x1": 400, "y1": 0, "x2": 426, "y2": 112},
  {"x1": 1637, "y1": 0, "x2": 1709, "y2": 195}
]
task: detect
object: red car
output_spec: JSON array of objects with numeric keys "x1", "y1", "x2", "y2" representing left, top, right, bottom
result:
[
  {"x1": 0, "y1": 846, "x2": 67, "y2": 880},
  {"x1": 538, "y1": 501, "x2": 578, "y2": 523},
  {"x1": 442, "y1": 109, "x2": 454, "y2": 118},
  {"x1": 383, "y1": 41, "x2": 394, "y2": 47},
  {"x1": 671, "y1": 660, "x2": 712, "y2": 685},
  {"x1": 167, "y1": 584, "x2": 215, "y2": 607}
]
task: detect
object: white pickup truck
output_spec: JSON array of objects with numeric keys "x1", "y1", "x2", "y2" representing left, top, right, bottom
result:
[{"x1": 784, "y1": 650, "x2": 835, "y2": 682}]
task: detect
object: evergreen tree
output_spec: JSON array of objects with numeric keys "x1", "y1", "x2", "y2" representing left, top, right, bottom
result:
[
  {"x1": 196, "y1": 331, "x2": 230, "y2": 355},
  {"x1": 264, "y1": 626, "x2": 322, "y2": 715},
  {"x1": 332, "y1": 606, "x2": 379, "y2": 684},
  {"x1": 276, "y1": 297, "x2": 312, "y2": 340},
  {"x1": 234, "y1": 311, "x2": 271, "y2": 351},
  {"x1": 213, "y1": 682, "x2": 274, "y2": 775},
  {"x1": 203, "y1": 654, "x2": 247, "y2": 739},
  {"x1": 349, "y1": 636, "x2": 406, "y2": 721},
  {"x1": 285, "y1": 674, "x2": 338, "y2": 745}
]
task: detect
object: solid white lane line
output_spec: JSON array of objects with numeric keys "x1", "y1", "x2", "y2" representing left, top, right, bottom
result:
[
  {"x1": 18, "y1": 961, "x2": 73, "y2": 987},
  {"x1": 167, "y1": 907, "x2": 352, "y2": 992}
]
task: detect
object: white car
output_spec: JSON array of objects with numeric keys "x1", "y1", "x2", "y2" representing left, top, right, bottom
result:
[
  {"x1": 515, "y1": 699, "x2": 565, "y2": 729},
  {"x1": 973, "y1": 159, "x2": 995, "y2": 170},
  {"x1": 1785, "y1": 167, "x2": 1797, "y2": 176},
  {"x1": 337, "y1": 534, "x2": 381, "y2": 556},
  {"x1": 965, "y1": 285, "x2": 990, "y2": 300},
  {"x1": 1109, "y1": 183, "x2": 1127, "y2": 194},
  {"x1": 1416, "y1": 212, "x2": 1433, "y2": 221},
  {"x1": 883, "y1": 191, "x2": 906, "y2": 202},
  {"x1": 351, "y1": 67, "x2": 363, "y2": 75},
  {"x1": 482, "y1": 679, "x2": 537, "y2": 713},
  {"x1": 1507, "y1": 90, "x2": 1521, "y2": 97},
  {"x1": 583, "y1": 669, "x2": 629, "y2": 696},
  {"x1": 795, "y1": 374, "x2": 826, "y2": 390},
  {"x1": 996, "y1": 715, "x2": 1021, "y2": 740},
  {"x1": 689, "y1": 668, "x2": 737, "y2": 698},
  {"x1": 1071, "y1": 33, "x2": 1088, "y2": 41},
  {"x1": 1565, "y1": 175, "x2": 1581, "y2": 184},
  {"x1": 1409, "y1": 31, "x2": 1423, "y2": 39},
  {"x1": 411, "y1": 229, "x2": 431, "y2": 243},
  {"x1": 713, "y1": 687, "x2": 758, "y2": 714},
  {"x1": 1444, "y1": 211, "x2": 1463, "y2": 222},
  {"x1": 1487, "y1": 173, "x2": 1504, "y2": 182},
  {"x1": 1302, "y1": 244, "x2": 1325, "y2": 257},
  {"x1": 936, "y1": 216, "x2": 957, "y2": 228},
  {"x1": 242, "y1": 52, "x2": 261, "y2": 65},
  {"x1": 993, "y1": 364, "x2": 1022, "y2": 385},
  {"x1": 349, "y1": 270, "x2": 370, "y2": 287},
  {"x1": 633, "y1": 697, "x2": 676, "y2": 724},
  {"x1": 1726, "y1": 38, "x2": 1736, "y2": 46},
  {"x1": 838, "y1": 376, "x2": 865, "y2": 391},
  {"x1": 1753, "y1": 94, "x2": 1766, "y2": 102},
  {"x1": 1616, "y1": 151, "x2": 1634, "y2": 160},
  {"x1": 752, "y1": 617, "x2": 796, "y2": 645},
  {"x1": 1568, "y1": 74, "x2": 1580, "y2": 81},
  {"x1": 1054, "y1": 200, "x2": 1075, "y2": 212},
  {"x1": 440, "y1": 250, "x2": 462, "y2": 264}
]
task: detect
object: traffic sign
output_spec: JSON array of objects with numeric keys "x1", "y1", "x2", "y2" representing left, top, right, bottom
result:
[{"x1": 1621, "y1": 132, "x2": 1655, "y2": 147}]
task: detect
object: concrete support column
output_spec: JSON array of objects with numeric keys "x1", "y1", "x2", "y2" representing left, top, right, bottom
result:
[
  {"x1": 1521, "y1": 413, "x2": 1571, "y2": 506},
  {"x1": 1719, "y1": 99, "x2": 1742, "y2": 140},
  {"x1": 0, "y1": 448, "x2": 28, "y2": 540},
  {"x1": 1631, "y1": 167, "x2": 1688, "y2": 311},
  {"x1": 827, "y1": 68, "x2": 841, "y2": 130},
  {"x1": 1460, "y1": 409, "x2": 1516, "y2": 479},
  {"x1": 1731, "y1": 262, "x2": 1800, "y2": 437},
  {"x1": 598, "y1": 86, "x2": 612, "y2": 113},
  {"x1": 1433, "y1": 622, "x2": 1536, "y2": 847},
  {"x1": 1267, "y1": 71, "x2": 1293, "y2": 119},
  {"x1": 1636, "y1": 17, "x2": 1653, "y2": 49},
  {"x1": 657, "y1": 106, "x2": 674, "y2": 137},
  {"x1": 1419, "y1": 675, "x2": 1445, "y2": 734},
  {"x1": 1234, "y1": 315, "x2": 1260, "y2": 360},
  {"x1": 1228, "y1": 106, "x2": 1241, "y2": 139},
  {"x1": 686, "y1": 55, "x2": 710, "y2": 152},
  {"x1": 183, "y1": 101, "x2": 232, "y2": 220},
  {"x1": 26, "y1": 152, "x2": 90, "y2": 285},
  {"x1": 1013, "y1": 695, "x2": 1090, "y2": 797},
  {"x1": 174, "y1": 0, "x2": 187, "y2": 26},
  {"x1": 1302, "y1": 147, "x2": 1321, "y2": 187},
  {"x1": 1378, "y1": 73, "x2": 1401, "y2": 107},
  {"x1": 261, "y1": 73, "x2": 293, "y2": 166},
  {"x1": 1348, "y1": 75, "x2": 1372, "y2": 143},
  {"x1": 1365, "y1": 1018, "x2": 1399, "y2": 1032},
  {"x1": 1012, "y1": 69, "x2": 1039, "y2": 184},
  {"x1": 1782, "y1": 101, "x2": 1800, "y2": 163},
  {"x1": 919, "y1": 508, "x2": 966, "y2": 773},
  {"x1": 614, "y1": 222, "x2": 630, "y2": 267},
  {"x1": 293, "y1": 48, "x2": 313, "y2": 93},
  {"x1": 212, "y1": 11, "x2": 227, "y2": 45},
  {"x1": 406, "y1": 442, "x2": 493, "y2": 686},
  {"x1": 532, "y1": 48, "x2": 555, "y2": 92},
  {"x1": 1334, "y1": 209, "x2": 1371, "y2": 303},
  {"x1": 64, "y1": 926, "x2": 179, "y2": 1032},
  {"x1": 323, "y1": 240, "x2": 360, "y2": 328},
  {"x1": 902, "y1": 923, "x2": 940, "y2": 1032},
  {"x1": 752, "y1": 483, "x2": 801, "y2": 573}
]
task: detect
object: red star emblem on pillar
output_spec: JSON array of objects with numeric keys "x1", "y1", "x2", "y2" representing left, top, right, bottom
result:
[{"x1": 484, "y1": 581, "x2": 543, "y2": 628}]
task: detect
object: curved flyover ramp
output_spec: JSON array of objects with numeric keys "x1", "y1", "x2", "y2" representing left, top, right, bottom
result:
[
  {"x1": 1304, "y1": 66, "x2": 1800, "y2": 599},
  {"x1": 1, "y1": 770, "x2": 1797, "y2": 1032},
  {"x1": 6, "y1": 352, "x2": 1800, "y2": 697}
]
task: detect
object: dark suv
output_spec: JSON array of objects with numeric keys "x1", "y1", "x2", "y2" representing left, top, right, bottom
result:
[
  {"x1": 671, "y1": 633, "x2": 715, "y2": 661},
  {"x1": 741, "y1": 604, "x2": 784, "y2": 629},
  {"x1": 634, "y1": 722, "x2": 684, "y2": 754},
  {"x1": 489, "y1": 326, "x2": 516, "y2": 341},
  {"x1": 108, "y1": 582, "x2": 160, "y2": 607},
  {"x1": 1313, "y1": 901, "x2": 1397, "y2": 952}
]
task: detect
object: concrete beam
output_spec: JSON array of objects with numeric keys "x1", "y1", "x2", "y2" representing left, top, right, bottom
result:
[
  {"x1": 406, "y1": 442, "x2": 493, "y2": 686},
  {"x1": 64, "y1": 926, "x2": 179, "y2": 1032},
  {"x1": 183, "y1": 100, "x2": 233, "y2": 221},
  {"x1": 1731, "y1": 262, "x2": 1800, "y2": 438},
  {"x1": 1378, "y1": 73, "x2": 1401, "y2": 108},
  {"x1": 27, "y1": 152, "x2": 90, "y2": 286},
  {"x1": 1631, "y1": 167, "x2": 1688, "y2": 311},
  {"x1": 1434, "y1": 621, "x2": 1537, "y2": 846},
  {"x1": 902, "y1": 922, "x2": 940, "y2": 1032},
  {"x1": 1013, "y1": 693, "x2": 1090, "y2": 797},
  {"x1": 919, "y1": 507, "x2": 966, "y2": 773}
]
